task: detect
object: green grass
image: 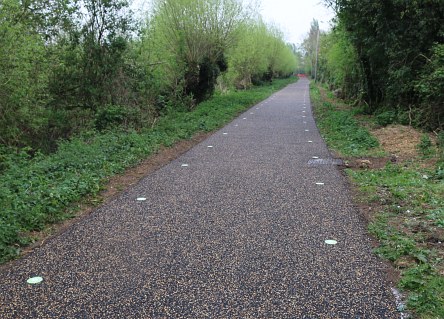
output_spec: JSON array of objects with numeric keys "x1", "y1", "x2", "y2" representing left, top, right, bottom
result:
[
  {"x1": 0, "y1": 77, "x2": 296, "y2": 264},
  {"x1": 348, "y1": 164, "x2": 444, "y2": 318},
  {"x1": 311, "y1": 83, "x2": 444, "y2": 318},
  {"x1": 310, "y1": 85, "x2": 383, "y2": 157}
]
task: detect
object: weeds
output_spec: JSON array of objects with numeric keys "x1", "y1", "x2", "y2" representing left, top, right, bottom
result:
[
  {"x1": 376, "y1": 110, "x2": 397, "y2": 127},
  {"x1": 0, "y1": 78, "x2": 296, "y2": 264},
  {"x1": 417, "y1": 134, "x2": 434, "y2": 158},
  {"x1": 310, "y1": 85, "x2": 382, "y2": 156}
]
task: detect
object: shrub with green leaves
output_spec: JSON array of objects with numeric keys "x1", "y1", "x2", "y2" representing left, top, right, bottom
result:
[
  {"x1": 0, "y1": 0, "x2": 49, "y2": 147},
  {"x1": 417, "y1": 134, "x2": 434, "y2": 158},
  {"x1": 375, "y1": 111, "x2": 397, "y2": 127}
]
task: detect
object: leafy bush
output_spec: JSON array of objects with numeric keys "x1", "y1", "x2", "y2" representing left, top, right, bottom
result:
[
  {"x1": 415, "y1": 44, "x2": 444, "y2": 130},
  {"x1": 0, "y1": 0, "x2": 49, "y2": 147},
  {"x1": 95, "y1": 105, "x2": 129, "y2": 130},
  {"x1": 375, "y1": 110, "x2": 397, "y2": 127},
  {"x1": 417, "y1": 134, "x2": 434, "y2": 158},
  {"x1": 437, "y1": 131, "x2": 444, "y2": 162}
]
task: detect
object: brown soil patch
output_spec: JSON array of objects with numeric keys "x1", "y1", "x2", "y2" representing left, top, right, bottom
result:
[
  {"x1": 372, "y1": 124, "x2": 422, "y2": 159},
  {"x1": 15, "y1": 132, "x2": 212, "y2": 261},
  {"x1": 343, "y1": 157, "x2": 394, "y2": 169}
]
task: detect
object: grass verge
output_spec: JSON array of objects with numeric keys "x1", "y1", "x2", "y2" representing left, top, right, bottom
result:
[
  {"x1": 310, "y1": 86, "x2": 383, "y2": 157},
  {"x1": 311, "y1": 83, "x2": 444, "y2": 319},
  {"x1": 0, "y1": 77, "x2": 296, "y2": 264}
]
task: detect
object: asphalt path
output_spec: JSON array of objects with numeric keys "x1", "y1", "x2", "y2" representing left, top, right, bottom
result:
[{"x1": 0, "y1": 79, "x2": 399, "y2": 318}]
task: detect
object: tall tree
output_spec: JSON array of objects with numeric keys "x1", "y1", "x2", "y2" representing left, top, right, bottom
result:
[
  {"x1": 148, "y1": 0, "x2": 246, "y2": 104},
  {"x1": 44, "y1": 0, "x2": 133, "y2": 109},
  {"x1": 224, "y1": 19, "x2": 297, "y2": 89},
  {"x1": 0, "y1": 0, "x2": 50, "y2": 146},
  {"x1": 302, "y1": 19, "x2": 319, "y2": 79},
  {"x1": 326, "y1": 0, "x2": 444, "y2": 110}
]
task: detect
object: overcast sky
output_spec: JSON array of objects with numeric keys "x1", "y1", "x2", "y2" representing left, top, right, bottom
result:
[
  {"x1": 131, "y1": 0, "x2": 335, "y2": 46},
  {"x1": 259, "y1": 0, "x2": 335, "y2": 45}
]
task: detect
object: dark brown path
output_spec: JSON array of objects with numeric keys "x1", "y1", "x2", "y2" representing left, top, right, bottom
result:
[{"x1": 0, "y1": 79, "x2": 399, "y2": 318}]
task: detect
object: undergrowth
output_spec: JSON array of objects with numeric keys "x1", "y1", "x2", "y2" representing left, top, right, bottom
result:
[
  {"x1": 311, "y1": 83, "x2": 444, "y2": 318},
  {"x1": 310, "y1": 85, "x2": 382, "y2": 157},
  {"x1": 349, "y1": 163, "x2": 444, "y2": 318},
  {"x1": 0, "y1": 78, "x2": 296, "y2": 264}
]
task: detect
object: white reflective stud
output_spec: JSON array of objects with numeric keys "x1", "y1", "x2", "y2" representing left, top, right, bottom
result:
[
  {"x1": 27, "y1": 277, "x2": 43, "y2": 285},
  {"x1": 181, "y1": 164, "x2": 189, "y2": 167},
  {"x1": 305, "y1": 129, "x2": 309, "y2": 132},
  {"x1": 207, "y1": 145, "x2": 213, "y2": 148},
  {"x1": 302, "y1": 116, "x2": 306, "y2": 118},
  {"x1": 223, "y1": 132, "x2": 228, "y2": 135},
  {"x1": 307, "y1": 141, "x2": 313, "y2": 143},
  {"x1": 136, "y1": 197, "x2": 147, "y2": 201},
  {"x1": 316, "y1": 182, "x2": 325, "y2": 185},
  {"x1": 312, "y1": 156, "x2": 319, "y2": 159},
  {"x1": 243, "y1": 118, "x2": 247, "y2": 120},
  {"x1": 325, "y1": 240, "x2": 337, "y2": 245}
]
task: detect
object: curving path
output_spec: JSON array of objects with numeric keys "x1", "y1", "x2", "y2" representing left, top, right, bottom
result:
[{"x1": 0, "y1": 79, "x2": 399, "y2": 318}]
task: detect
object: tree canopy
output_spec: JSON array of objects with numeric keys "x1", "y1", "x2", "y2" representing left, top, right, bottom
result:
[
  {"x1": 304, "y1": 0, "x2": 444, "y2": 129},
  {"x1": 0, "y1": 0, "x2": 298, "y2": 150}
]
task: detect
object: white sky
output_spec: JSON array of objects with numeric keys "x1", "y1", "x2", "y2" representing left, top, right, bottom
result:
[
  {"x1": 259, "y1": 0, "x2": 335, "y2": 45},
  {"x1": 131, "y1": 0, "x2": 335, "y2": 45}
]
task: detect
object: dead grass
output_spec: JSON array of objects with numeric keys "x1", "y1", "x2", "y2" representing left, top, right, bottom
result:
[{"x1": 372, "y1": 124, "x2": 422, "y2": 158}]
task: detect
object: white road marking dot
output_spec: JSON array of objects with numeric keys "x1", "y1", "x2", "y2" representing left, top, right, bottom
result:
[
  {"x1": 307, "y1": 140, "x2": 313, "y2": 143},
  {"x1": 181, "y1": 164, "x2": 189, "y2": 167},
  {"x1": 235, "y1": 124, "x2": 238, "y2": 127},
  {"x1": 302, "y1": 111, "x2": 306, "y2": 113},
  {"x1": 223, "y1": 132, "x2": 228, "y2": 135},
  {"x1": 325, "y1": 240, "x2": 337, "y2": 245},
  {"x1": 250, "y1": 113, "x2": 254, "y2": 115},
  {"x1": 302, "y1": 116, "x2": 306, "y2": 118},
  {"x1": 207, "y1": 145, "x2": 213, "y2": 148},
  {"x1": 316, "y1": 182, "x2": 325, "y2": 185},
  {"x1": 27, "y1": 277, "x2": 43, "y2": 284},
  {"x1": 136, "y1": 197, "x2": 146, "y2": 201},
  {"x1": 305, "y1": 129, "x2": 309, "y2": 132},
  {"x1": 312, "y1": 156, "x2": 319, "y2": 159}
]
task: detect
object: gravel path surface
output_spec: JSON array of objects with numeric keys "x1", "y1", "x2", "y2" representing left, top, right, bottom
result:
[{"x1": 0, "y1": 79, "x2": 399, "y2": 318}]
